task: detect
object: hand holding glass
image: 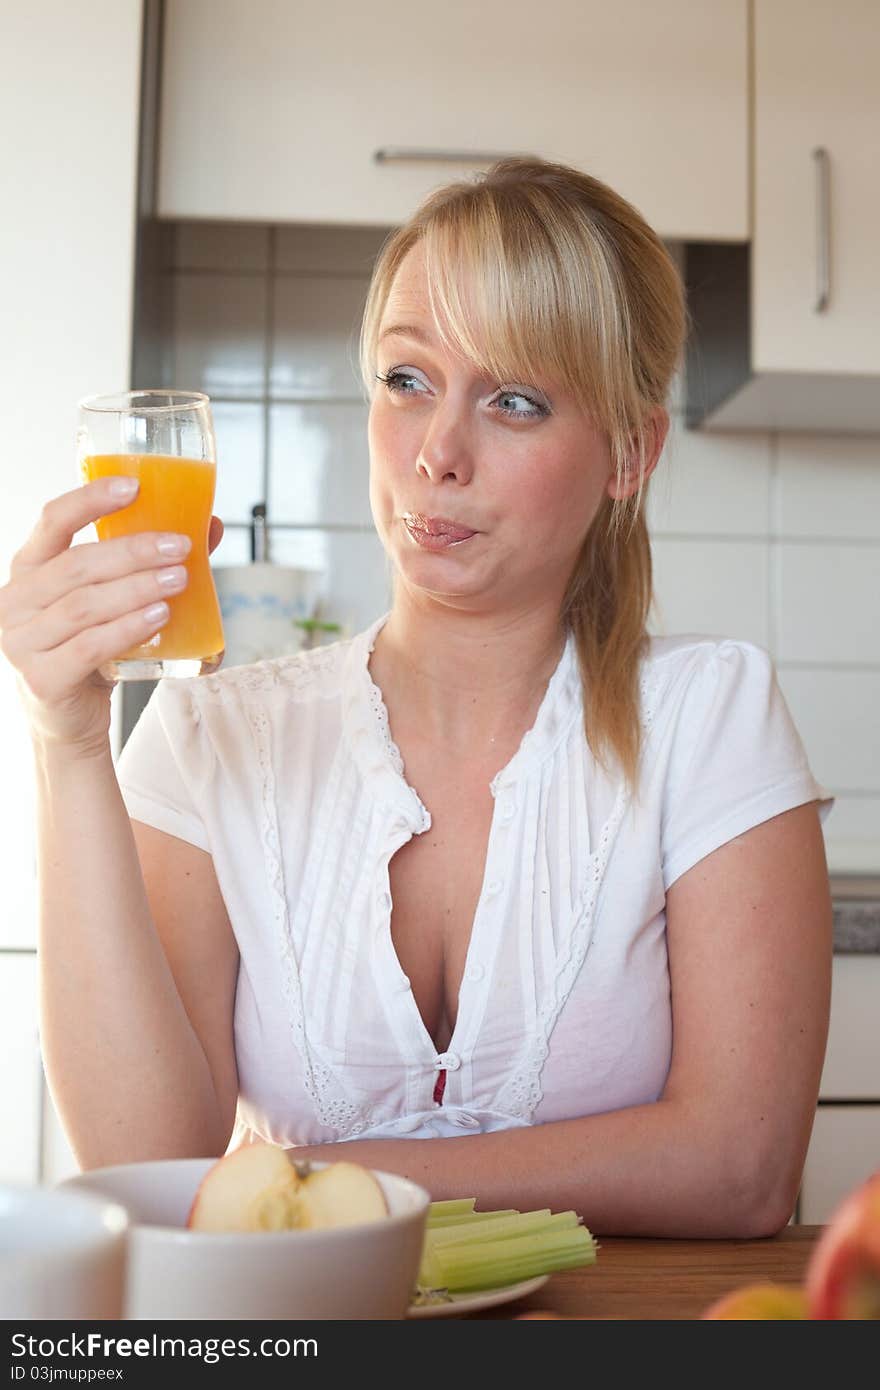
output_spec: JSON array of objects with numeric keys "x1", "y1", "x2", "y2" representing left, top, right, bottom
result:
[{"x1": 77, "y1": 390, "x2": 225, "y2": 680}]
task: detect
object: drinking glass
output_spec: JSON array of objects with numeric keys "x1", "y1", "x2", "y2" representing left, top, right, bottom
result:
[{"x1": 77, "y1": 389, "x2": 225, "y2": 680}]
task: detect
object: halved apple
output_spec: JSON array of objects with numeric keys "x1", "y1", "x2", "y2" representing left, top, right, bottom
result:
[
  {"x1": 291, "y1": 1161, "x2": 389, "y2": 1230},
  {"x1": 187, "y1": 1142, "x2": 389, "y2": 1233}
]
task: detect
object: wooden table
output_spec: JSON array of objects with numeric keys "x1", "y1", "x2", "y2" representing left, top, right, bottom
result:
[{"x1": 471, "y1": 1225, "x2": 821, "y2": 1319}]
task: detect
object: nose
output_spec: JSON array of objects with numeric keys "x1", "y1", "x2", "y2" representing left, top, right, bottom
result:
[{"x1": 416, "y1": 399, "x2": 474, "y2": 486}]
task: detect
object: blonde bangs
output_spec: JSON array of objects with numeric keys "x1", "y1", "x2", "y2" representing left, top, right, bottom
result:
[{"x1": 361, "y1": 179, "x2": 642, "y2": 473}]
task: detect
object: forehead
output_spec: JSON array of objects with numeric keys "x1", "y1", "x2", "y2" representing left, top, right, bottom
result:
[{"x1": 380, "y1": 243, "x2": 433, "y2": 324}]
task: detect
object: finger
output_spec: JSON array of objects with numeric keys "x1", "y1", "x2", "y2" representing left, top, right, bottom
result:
[
  {"x1": 20, "y1": 603, "x2": 172, "y2": 702},
  {"x1": 2, "y1": 532, "x2": 193, "y2": 632},
  {"x1": 4, "y1": 564, "x2": 188, "y2": 661},
  {"x1": 9, "y1": 477, "x2": 141, "y2": 576},
  {"x1": 208, "y1": 515, "x2": 224, "y2": 555}
]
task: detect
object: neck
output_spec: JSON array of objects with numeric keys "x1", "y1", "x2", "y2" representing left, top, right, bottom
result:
[{"x1": 369, "y1": 594, "x2": 568, "y2": 753}]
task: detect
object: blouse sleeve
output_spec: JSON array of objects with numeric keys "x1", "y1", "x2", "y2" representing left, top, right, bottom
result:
[
  {"x1": 115, "y1": 680, "x2": 211, "y2": 852},
  {"x1": 661, "y1": 639, "x2": 835, "y2": 891}
]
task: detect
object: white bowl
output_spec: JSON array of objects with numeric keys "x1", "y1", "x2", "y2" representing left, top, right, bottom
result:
[{"x1": 60, "y1": 1158, "x2": 430, "y2": 1321}]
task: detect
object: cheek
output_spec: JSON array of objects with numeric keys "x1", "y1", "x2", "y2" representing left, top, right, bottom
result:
[
  {"x1": 516, "y1": 449, "x2": 604, "y2": 540},
  {"x1": 368, "y1": 402, "x2": 413, "y2": 488}
]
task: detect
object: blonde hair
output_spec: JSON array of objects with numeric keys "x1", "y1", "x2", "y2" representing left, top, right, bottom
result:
[{"x1": 360, "y1": 157, "x2": 686, "y2": 792}]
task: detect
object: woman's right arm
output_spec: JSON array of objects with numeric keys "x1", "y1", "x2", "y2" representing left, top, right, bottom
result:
[{"x1": 0, "y1": 479, "x2": 238, "y2": 1168}]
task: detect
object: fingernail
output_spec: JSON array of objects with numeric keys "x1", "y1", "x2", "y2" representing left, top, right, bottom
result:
[
  {"x1": 109, "y1": 476, "x2": 139, "y2": 499},
  {"x1": 156, "y1": 533, "x2": 192, "y2": 556},
  {"x1": 143, "y1": 601, "x2": 169, "y2": 625},
  {"x1": 156, "y1": 566, "x2": 187, "y2": 590}
]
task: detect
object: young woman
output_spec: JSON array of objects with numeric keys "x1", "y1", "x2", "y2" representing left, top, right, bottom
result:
[{"x1": 0, "y1": 158, "x2": 833, "y2": 1237}]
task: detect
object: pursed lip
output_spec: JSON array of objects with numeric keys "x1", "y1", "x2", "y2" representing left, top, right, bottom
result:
[{"x1": 402, "y1": 513, "x2": 478, "y2": 541}]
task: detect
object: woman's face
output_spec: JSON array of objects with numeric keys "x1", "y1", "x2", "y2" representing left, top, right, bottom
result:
[{"x1": 368, "y1": 243, "x2": 627, "y2": 615}]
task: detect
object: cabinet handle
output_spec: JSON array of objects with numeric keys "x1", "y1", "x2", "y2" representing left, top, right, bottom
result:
[
  {"x1": 373, "y1": 148, "x2": 518, "y2": 165},
  {"x1": 813, "y1": 146, "x2": 831, "y2": 314}
]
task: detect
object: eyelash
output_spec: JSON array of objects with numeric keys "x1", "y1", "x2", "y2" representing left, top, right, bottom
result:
[{"x1": 375, "y1": 369, "x2": 549, "y2": 420}]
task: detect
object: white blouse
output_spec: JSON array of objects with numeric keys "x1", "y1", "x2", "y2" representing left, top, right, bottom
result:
[{"x1": 116, "y1": 614, "x2": 833, "y2": 1150}]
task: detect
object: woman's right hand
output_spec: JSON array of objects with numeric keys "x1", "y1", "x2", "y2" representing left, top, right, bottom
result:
[{"x1": 0, "y1": 477, "x2": 222, "y2": 757}]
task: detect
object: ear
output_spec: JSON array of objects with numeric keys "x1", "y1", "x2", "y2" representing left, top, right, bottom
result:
[{"x1": 605, "y1": 407, "x2": 670, "y2": 501}]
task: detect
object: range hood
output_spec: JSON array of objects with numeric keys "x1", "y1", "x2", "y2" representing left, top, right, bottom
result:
[{"x1": 683, "y1": 243, "x2": 880, "y2": 434}]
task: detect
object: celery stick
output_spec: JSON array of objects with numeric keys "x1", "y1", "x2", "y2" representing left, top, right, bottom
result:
[
  {"x1": 430, "y1": 1228, "x2": 597, "y2": 1294},
  {"x1": 434, "y1": 1226, "x2": 594, "y2": 1273},
  {"x1": 435, "y1": 1243, "x2": 596, "y2": 1294},
  {"x1": 427, "y1": 1198, "x2": 476, "y2": 1222},
  {"x1": 426, "y1": 1209, "x2": 576, "y2": 1249},
  {"x1": 426, "y1": 1208, "x2": 518, "y2": 1229},
  {"x1": 420, "y1": 1215, "x2": 595, "y2": 1291}
]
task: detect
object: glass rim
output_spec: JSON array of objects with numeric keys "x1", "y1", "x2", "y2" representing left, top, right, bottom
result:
[{"x1": 78, "y1": 389, "x2": 212, "y2": 415}]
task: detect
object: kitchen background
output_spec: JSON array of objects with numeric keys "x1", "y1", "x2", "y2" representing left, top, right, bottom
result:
[{"x1": 1, "y1": 0, "x2": 878, "y2": 1216}]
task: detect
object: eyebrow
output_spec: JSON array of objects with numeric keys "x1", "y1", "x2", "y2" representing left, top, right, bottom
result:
[{"x1": 377, "y1": 323, "x2": 433, "y2": 346}]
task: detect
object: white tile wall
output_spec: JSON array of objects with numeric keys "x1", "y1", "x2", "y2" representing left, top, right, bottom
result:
[
  {"x1": 171, "y1": 272, "x2": 267, "y2": 398},
  {"x1": 648, "y1": 418, "x2": 772, "y2": 535},
  {"x1": 268, "y1": 401, "x2": 372, "y2": 526},
  {"x1": 776, "y1": 435, "x2": 880, "y2": 538},
  {"x1": 777, "y1": 543, "x2": 880, "y2": 665},
  {"x1": 650, "y1": 537, "x2": 770, "y2": 648},
  {"x1": 270, "y1": 276, "x2": 369, "y2": 400},
  {"x1": 169, "y1": 222, "x2": 880, "y2": 874},
  {"x1": 212, "y1": 400, "x2": 265, "y2": 524},
  {"x1": 780, "y1": 670, "x2": 880, "y2": 789}
]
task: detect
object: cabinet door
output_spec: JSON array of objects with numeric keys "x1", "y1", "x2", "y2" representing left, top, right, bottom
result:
[
  {"x1": 820, "y1": 957, "x2": 880, "y2": 1101},
  {"x1": 800, "y1": 1106, "x2": 880, "y2": 1223},
  {"x1": 753, "y1": 1, "x2": 880, "y2": 373},
  {"x1": 0, "y1": 954, "x2": 41, "y2": 1183},
  {"x1": 158, "y1": 0, "x2": 747, "y2": 240}
]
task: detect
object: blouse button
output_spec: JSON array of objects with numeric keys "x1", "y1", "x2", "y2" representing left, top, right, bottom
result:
[
  {"x1": 465, "y1": 963, "x2": 485, "y2": 983},
  {"x1": 499, "y1": 797, "x2": 517, "y2": 823},
  {"x1": 486, "y1": 878, "x2": 503, "y2": 897},
  {"x1": 435, "y1": 1051, "x2": 461, "y2": 1071}
]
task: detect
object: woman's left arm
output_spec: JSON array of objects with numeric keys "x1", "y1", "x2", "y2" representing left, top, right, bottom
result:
[{"x1": 295, "y1": 802, "x2": 832, "y2": 1237}]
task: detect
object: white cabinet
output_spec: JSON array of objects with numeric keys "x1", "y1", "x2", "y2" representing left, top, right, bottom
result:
[
  {"x1": 799, "y1": 956, "x2": 880, "y2": 1223},
  {"x1": 0, "y1": 955, "x2": 41, "y2": 1183},
  {"x1": 818, "y1": 957, "x2": 880, "y2": 1100},
  {"x1": 158, "y1": 0, "x2": 748, "y2": 240},
  {"x1": 0, "y1": 0, "x2": 142, "y2": 1186},
  {"x1": 683, "y1": 0, "x2": 880, "y2": 432},
  {"x1": 801, "y1": 1108, "x2": 880, "y2": 1224},
  {"x1": 753, "y1": 0, "x2": 880, "y2": 375}
]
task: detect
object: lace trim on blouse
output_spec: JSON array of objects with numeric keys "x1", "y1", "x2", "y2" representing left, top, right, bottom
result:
[{"x1": 232, "y1": 619, "x2": 666, "y2": 1139}]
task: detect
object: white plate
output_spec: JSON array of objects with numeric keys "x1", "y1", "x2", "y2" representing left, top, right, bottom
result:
[{"x1": 407, "y1": 1274, "x2": 549, "y2": 1318}]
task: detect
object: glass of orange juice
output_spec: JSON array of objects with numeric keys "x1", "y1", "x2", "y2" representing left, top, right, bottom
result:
[{"x1": 77, "y1": 389, "x2": 224, "y2": 680}]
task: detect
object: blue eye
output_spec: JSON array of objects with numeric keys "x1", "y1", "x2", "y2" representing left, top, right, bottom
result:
[
  {"x1": 376, "y1": 369, "x2": 427, "y2": 396},
  {"x1": 494, "y1": 389, "x2": 549, "y2": 420}
]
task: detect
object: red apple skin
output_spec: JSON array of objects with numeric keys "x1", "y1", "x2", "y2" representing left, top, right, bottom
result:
[
  {"x1": 702, "y1": 1283, "x2": 808, "y2": 1320},
  {"x1": 805, "y1": 1169, "x2": 880, "y2": 1320}
]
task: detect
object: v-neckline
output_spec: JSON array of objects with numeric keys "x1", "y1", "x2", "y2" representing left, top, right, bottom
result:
[{"x1": 357, "y1": 614, "x2": 580, "y2": 1077}]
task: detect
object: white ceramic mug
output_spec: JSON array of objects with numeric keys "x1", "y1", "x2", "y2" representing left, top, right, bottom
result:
[{"x1": 0, "y1": 1184, "x2": 129, "y2": 1320}]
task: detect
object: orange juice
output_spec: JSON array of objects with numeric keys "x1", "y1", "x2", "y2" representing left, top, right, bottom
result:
[{"x1": 82, "y1": 453, "x2": 224, "y2": 668}]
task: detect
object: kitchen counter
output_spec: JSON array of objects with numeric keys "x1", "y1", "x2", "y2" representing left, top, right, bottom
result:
[
  {"x1": 831, "y1": 876, "x2": 880, "y2": 953},
  {"x1": 467, "y1": 1226, "x2": 819, "y2": 1320}
]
